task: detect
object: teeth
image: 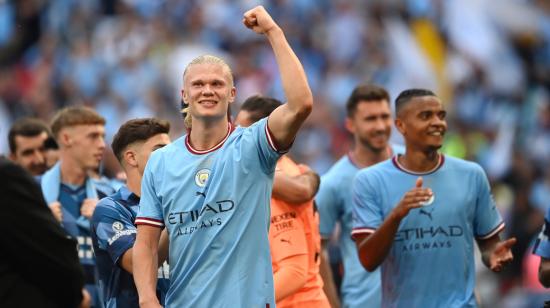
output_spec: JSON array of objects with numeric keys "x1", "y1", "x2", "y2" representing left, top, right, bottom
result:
[{"x1": 429, "y1": 132, "x2": 442, "y2": 136}]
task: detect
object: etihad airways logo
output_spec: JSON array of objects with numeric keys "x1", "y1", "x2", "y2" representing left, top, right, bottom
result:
[
  {"x1": 168, "y1": 200, "x2": 234, "y2": 224},
  {"x1": 169, "y1": 199, "x2": 235, "y2": 237},
  {"x1": 395, "y1": 225, "x2": 464, "y2": 252}
]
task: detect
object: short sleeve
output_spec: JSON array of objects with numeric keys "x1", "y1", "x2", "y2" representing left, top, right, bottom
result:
[
  {"x1": 351, "y1": 170, "x2": 383, "y2": 239},
  {"x1": 473, "y1": 165, "x2": 504, "y2": 240},
  {"x1": 316, "y1": 176, "x2": 340, "y2": 238},
  {"x1": 91, "y1": 200, "x2": 136, "y2": 265},
  {"x1": 270, "y1": 205, "x2": 308, "y2": 262},
  {"x1": 136, "y1": 154, "x2": 165, "y2": 228},
  {"x1": 243, "y1": 118, "x2": 285, "y2": 175},
  {"x1": 534, "y1": 208, "x2": 550, "y2": 258}
]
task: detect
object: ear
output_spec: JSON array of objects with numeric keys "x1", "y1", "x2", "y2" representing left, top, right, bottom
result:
[
  {"x1": 123, "y1": 149, "x2": 138, "y2": 168},
  {"x1": 59, "y1": 130, "x2": 72, "y2": 147},
  {"x1": 228, "y1": 86, "x2": 236, "y2": 104},
  {"x1": 395, "y1": 117, "x2": 406, "y2": 135},
  {"x1": 345, "y1": 117, "x2": 355, "y2": 135},
  {"x1": 181, "y1": 89, "x2": 187, "y2": 104}
]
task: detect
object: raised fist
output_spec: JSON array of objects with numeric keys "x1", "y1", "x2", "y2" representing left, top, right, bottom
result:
[{"x1": 242, "y1": 6, "x2": 279, "y2": 35}]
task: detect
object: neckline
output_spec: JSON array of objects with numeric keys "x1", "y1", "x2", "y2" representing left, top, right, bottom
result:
[
  {"x1": 392, "y1": 154, "x2": 445, "y2": 175},
  {"x1": 185, "y1": 122, "x2": 234, "y2": 155}
]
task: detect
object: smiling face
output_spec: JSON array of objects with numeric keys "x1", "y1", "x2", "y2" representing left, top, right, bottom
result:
[
  {"x1": 346, "y1": 100, "x2": 392, "y2": 152},
  {"x1": 395, "y1": 95, "x2": 447, "y2": 152},
  {"x1": 10, "y1": 131, "x2": 48, "y2": 176},
  {"x1": 181, "y1": 62, "x2": 236, "y2": 125}
]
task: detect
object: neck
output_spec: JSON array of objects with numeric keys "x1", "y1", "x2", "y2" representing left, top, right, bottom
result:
[
  {"x1": 350, "y1": 142, "x2": 392, "y2": 168},
  {"x1": 125, "y1": 169, "x2": 141, "y2": 197},
  {"x1": 59, "y1": 154, "x2": 87, "y2": 186},
  {"x1": 188, "y1": 119, "x2": 229, "y2": 151},
  {"x1": 399, "y1": 148, "x2": 440, "y2": 173}
]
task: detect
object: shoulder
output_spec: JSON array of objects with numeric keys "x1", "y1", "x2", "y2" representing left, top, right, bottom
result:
[
  {"x1": 356, "y1": 158, "x2": 393, "y2": 179},
  {"x1": 443, "y1": 155, "x2": 484, "y2": 174},
  {"x1": 0, "y1": 157, "x2": 25, "y2": 177},
  {"x1": 322, "y1": 156, "x2": 356, "y2": 182}
]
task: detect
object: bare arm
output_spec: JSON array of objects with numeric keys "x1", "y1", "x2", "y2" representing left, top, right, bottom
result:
[
  {"x1": 356, "y1": 178, "x2": 431, "y2": 271},
  {"x1": 273, "y1": 254, "x2": 308, "y2": 301},
  {"x1": 272, "y1": 170, "x2": 320, "y2": 204},
  {"x1": 133, "y1": 225, "x2": 162, "y2": 308},
  {"x1": 243, "y1": 6, "x2": 313, "y2": 150},
  {"x1": 477, "y1": 234, "x2": 516, "y2": 272},
  {"x1": 539, "y1": 258, "x2": 550, "y2": 287},
  {"x1": 319, "y1": 239, "x2": 340, "y2": 308},
  {"x1": 119, "y1": 229, "x2": 169, "y2": 274}
]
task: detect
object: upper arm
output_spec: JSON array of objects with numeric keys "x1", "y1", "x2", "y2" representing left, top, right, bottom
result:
[
  {"x1": 351, "y1": 172, "x2": 382, "y2": 240},
  {"x1": 267, "y1": 103, "x2": 310, "y2": 152},
  {"x1": 473, "y1": 166, "x2": 504, "y2": 239},
  {"x1": 476, "y1": 233, "x2": 500, "y2": 255},
  {"x1": 91, "y1": 202, "x2": 136, "y2": 267},
  {"x1": 135, "y1": 224, "x2": 162, "y2": 252},
  {"x1": 316, "y1": 178, "x2": 340, "y2": 238},
  {"x1": 136, "y1": 157, "x2": 165, "y2": 226}
]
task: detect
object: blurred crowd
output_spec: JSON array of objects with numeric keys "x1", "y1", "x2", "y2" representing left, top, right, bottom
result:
[{"x1": 1, "y1": 0, "x2": 550, "y2": 306}]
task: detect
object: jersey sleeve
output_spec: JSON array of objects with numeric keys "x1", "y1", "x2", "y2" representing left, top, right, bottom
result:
[
  {"x1": 316, "y1": 176, "x2": 340, "y2": 239},
  {"x1": 243, "y1": 118, "x2": 285, "y2": 175},
  {"x1": 270, "y1": 205, "x2": 308, "y2": 262},
  {"x1": 136, "y1": 154, "x2": 165, "y2": 228},
  {"x1": 534, "y1": 208, "x2": 550, "y2": 258},
  {"x1": 91, "y1": 199, "x2": 136, "y2": 265},
  {"x1": 472, "y1": 165, "x2": 504, "y2": 240},
  {"x1": 351, "y1": 170, "x2": 383, "y2": 240}
]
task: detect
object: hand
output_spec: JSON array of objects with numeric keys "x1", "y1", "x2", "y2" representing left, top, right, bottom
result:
[
  {"x1": 297, "y1": 164, "x2": 312, "y2": 174},
  {"x1": 78, "y1": 289, "x2": 91, "y2": 308},
  {"x1": 391, "y1": 177, "x2": 433, "y2": 221},
  {"x1": 80, "y1": 198, "x2": 98, "y2": 219},
  {"x1": 49, "y1": 201, "x2": 63, "y2": 222},
  {"x1": 242, "y1": 6, "x2": 279, "y2": 35},
  {"x1": 489, "y1": 237, "x2": 516, "y2": 272}
]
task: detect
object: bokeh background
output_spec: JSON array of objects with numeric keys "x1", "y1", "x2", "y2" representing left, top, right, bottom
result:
[{"x1": 1, "y1": 0, "x2": 549, "y2": 306}]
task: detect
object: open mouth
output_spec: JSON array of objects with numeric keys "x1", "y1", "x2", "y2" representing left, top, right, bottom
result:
[
  {"x1": 427, "y1": 131, "x2": 444, "y2": 137},
  {"x1": 199, "y1": 100, "x2": 218, "y2": 107}
]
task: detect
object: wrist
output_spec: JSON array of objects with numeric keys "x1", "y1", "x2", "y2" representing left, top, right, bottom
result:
[{"x1": 265, "y1": 26, "x2": 283, "y2": 39}]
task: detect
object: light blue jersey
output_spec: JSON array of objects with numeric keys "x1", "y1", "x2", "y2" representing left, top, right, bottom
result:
[
  {"x1": 136, "y1": 119, "x2": 281, "y2": 307},
  {"x1": 352, "y1": 155, "x2": 503, "y2": 308},
  {"x1": 534, "y1": 207, "x2": 550, "y2": 258},
  {"x1": 316, "y1": 145, "x2": 402, "y2": 308}
]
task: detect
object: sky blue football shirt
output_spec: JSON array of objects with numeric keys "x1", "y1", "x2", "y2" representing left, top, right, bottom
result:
[
  {"x1": 352, "y1": 155, "x2": 503, "y2": 308},
  {"x1": 136, "y1": 118, "x2": 281, "y2": 307}
]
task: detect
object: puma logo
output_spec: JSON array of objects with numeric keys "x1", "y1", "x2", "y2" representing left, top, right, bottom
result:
[
  {"x1": 196, "y1": 191, "x2": 206, "y2": 198},
  {"x1": 280, "y1": 237, "x2": 291, "y2": 245},
  {"x1": 419, "y1": 207, "x2": 435, "y2": 220}
]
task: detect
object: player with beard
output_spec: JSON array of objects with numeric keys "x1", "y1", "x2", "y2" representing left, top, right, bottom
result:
[
  {"x1": 8, "y1": 117, "x2": 50, "y2": 176},
  {"x1": 316, "y1": 84, "x2": 402, "y2": 307}
]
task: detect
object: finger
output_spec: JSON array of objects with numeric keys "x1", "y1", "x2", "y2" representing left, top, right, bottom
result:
[
  {"x1": 415, "y1": 177, "x2": 423, "y2": 188},
  {"x1": 502, "y1": 237, "x2": 517, "y2": 249}
]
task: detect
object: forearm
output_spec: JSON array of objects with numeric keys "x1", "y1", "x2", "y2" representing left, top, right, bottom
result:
[
  {"x1": 478, "y1": 236, "x2": 499, "y2": 269},
  {"x1": 273, "y1": 172, "x2": 316, "y2": 204},
  {"x1": 319, "y1": 248, "x2": 340, "y2": 308},
  {"x1": 133, "y1": 240, "x2": 160, "y2": 304},
  {"x1": 274, "y1": 254, "x2": 308, "y2": 301},
  {"x1": 266, "y1": 28, "x2": 312, "y2": 116},
  {"x1": 356, "y1": 213, "x2": 402, "y2": 272}
]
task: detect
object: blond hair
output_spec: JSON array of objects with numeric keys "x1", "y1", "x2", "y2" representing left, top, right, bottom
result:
[{"x1": 181, "y1": 55, "x2": 234, "y2": 129}]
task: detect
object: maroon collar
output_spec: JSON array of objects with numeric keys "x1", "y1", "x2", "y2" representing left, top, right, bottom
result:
[
  {"x1": 185, "y1": 122, "x2": 234, "y2": 155},
  {"x1": 392, "y1": 154, "x2": 445, "y2": 175}
]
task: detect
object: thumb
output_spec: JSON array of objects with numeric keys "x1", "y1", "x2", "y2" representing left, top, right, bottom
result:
[
  {"x1": 415, "y1": 177, "x2": 423, "y2": 188},
  {"x1": 501, "y1": 237, "x2": 517, "y2": 249}
]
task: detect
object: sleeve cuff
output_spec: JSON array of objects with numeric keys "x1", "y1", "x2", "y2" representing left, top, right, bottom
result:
[
  {"x1": 265, "y1": 119, "x2": 292, "y2": 154},
  {"x1": 135, "y1": 217, "x2": 164, "y2": 228},
  {"x1": 475, "y1": 221, "x2": 505, "y2": 240},
  {"x1": 351, "y1": 227, "x2": 377, "y2": 240}
]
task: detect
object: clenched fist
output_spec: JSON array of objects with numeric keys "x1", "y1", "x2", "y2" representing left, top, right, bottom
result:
[{"x1": 242, "y1": 6, "x2": 279, "y2": 35}]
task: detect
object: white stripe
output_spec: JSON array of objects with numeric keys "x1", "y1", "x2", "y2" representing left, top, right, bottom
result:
[
  {"x1": 186, "y1": 122, "x2": 231, "y2": 154},
  {"x1": 351, "y1": 229, "x2": 376, "y2": 235},
  {"x1": 477, "y1": 222, "x2": 505, "y2": 240},
  {"x1": 135, "y1": 218, "x2": 164, "y2": 227},
  {"x1": 265, "y1": 122, "x2": 279, "y2": 152}
]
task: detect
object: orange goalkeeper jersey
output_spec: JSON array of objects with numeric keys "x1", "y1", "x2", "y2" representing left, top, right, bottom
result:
[{"x1": 269, "y1": 156, "x2": 330, "y2": 308}]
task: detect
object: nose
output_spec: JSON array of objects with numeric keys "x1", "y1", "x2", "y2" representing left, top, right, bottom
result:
[
  {"x1": 201, "y1": 84, "x2": 214, "y2": 96},
  {"x1": 33, "y1": 150, "x2": 45, "y2": 164}
]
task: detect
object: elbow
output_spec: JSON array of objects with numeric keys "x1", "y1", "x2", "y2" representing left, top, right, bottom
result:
[{"x1": 360, "y1": 259, "x2": 378, "y2": 273}]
